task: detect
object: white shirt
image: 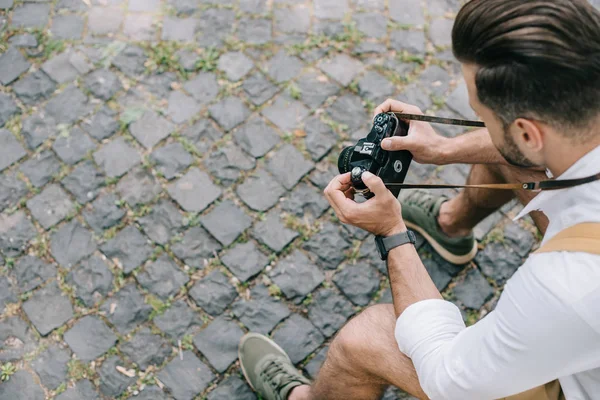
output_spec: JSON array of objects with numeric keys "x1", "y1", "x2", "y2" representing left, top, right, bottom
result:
[{"x1": 395, "y1": 145, "x2": 600, "y2": 400}]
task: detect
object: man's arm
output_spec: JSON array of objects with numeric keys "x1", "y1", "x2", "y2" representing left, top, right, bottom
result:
[{"x1": 442, "y1": 128, "x2": 508, "y2": 165}]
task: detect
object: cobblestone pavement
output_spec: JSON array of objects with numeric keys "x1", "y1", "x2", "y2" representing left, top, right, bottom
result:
[{"x1": 0, "y1": 0, "x2": 575, "y2": 398}]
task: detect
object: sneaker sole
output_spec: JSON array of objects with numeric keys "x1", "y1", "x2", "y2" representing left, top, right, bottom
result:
[
  {"x1": 406, "y1": 221, "x2": 478, "y2": 264},
  {"x1": 238, "y1": 333, "x2": 292, "y2": 393}
]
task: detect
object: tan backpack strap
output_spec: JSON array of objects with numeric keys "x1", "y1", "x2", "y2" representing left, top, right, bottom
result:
[{"x1": 534, "y1": 223, "x2": 600, "y2": 255}]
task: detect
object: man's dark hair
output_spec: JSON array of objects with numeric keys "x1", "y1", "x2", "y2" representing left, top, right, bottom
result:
[{"x1": 453, "y1": 0, "x2": 600, "y2": 136}]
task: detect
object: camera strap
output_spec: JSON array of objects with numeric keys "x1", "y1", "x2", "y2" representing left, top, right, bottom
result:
[{"x1": 387, "y1": 113, "x2": 600, "y2": 192}]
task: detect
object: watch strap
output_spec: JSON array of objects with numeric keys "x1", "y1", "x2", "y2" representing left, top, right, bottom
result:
[{"x1": 376, "y1": 230, "x2": 417, "y2": 260}]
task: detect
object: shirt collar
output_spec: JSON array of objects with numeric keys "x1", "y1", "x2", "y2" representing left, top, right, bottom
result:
[{"x1": 515, "y1": 144, "x2": 600, "y2": 221}]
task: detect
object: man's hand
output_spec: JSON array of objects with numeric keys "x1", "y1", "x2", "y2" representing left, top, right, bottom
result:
[
  {"x1": 324, "y1": 172, "x2": 406, "y2": 237},
  {"x1": 374, "y1": 99, "x2": 452, "y2": 165}
]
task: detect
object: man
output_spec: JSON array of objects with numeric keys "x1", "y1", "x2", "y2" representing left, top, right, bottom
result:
[{"x1": 237, "y1": 0, "x2": 600, "y2": 398}]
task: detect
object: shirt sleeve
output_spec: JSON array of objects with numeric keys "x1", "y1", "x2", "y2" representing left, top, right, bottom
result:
[{"x1": 395, "y1": 257, "x2": 599, "y2": 399}]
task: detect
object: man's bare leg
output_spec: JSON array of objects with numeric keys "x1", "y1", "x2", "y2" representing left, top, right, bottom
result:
[{"x1": 289, "y1": 304, "x2": 427, "y2": 400}]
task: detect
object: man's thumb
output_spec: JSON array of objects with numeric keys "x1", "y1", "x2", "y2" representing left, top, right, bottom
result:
[{"x1": 381, "y1": 136, "x2": 409, "y2": 151}]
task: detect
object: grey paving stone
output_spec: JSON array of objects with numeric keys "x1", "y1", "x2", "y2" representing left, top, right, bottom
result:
[
  {"x1": 64, "y1": 315, "x2": 117, "y2": 361},
  {"x1": 389, "y1": 0, "x2": 424, "y2": 25},
  {"x1": 0, "y1": 211, "x2": 36, "y2": 257},
  {"x1": 51, "y1": 14, "x2": 84, "y2": 40},
  {"x1": 168, "y1": 91, "x2": 201, "y2": 124},
  {"x1": 274, "y1": 4, "x2": 310, "y2": 33},
  {"x1": 100, "y1": 226, "x2": 152, "y2": 274},
  {"x1": 157, "y1": 351, "x2": 215, "y2": 400},
  {"x1": 116, "y1": 167, "x2": 162, "y2": 206},
  {"x1": 503, "y1": 222, "x2": 535, "y2": 257},
  {"x1": 0, "y1": 370, "x2": 45, "y2": 400},
  {"x1": 123, "y1": 14, "x2": 155, "y2": 40},
  {"x1": 419, "y1": 243, "x2": 466, "y2": 278},
  {"x1": 0, "y1": 129, "x2": 26, "y2": 172},
  {"x1": 98, "y1": 355, "x2": 135, "y2": 398},
  {"x1": 304, "y1": 345, "x2": 328, "y2": 379},
  {"x1": 317, "y1": 53, "x2": 364, "y2": 87},
  {"x1": 207, "y1": 375, "x2": 256, "y2": 400},
  {"x1": 304, "y1": 222, "x2": 351, "y2": 269},
  {"x1": 377, "y1": 286, "x2": 393, "y2": 304},
  {"x1": 269, "y1": 249, "x2": 324, "y2": 303},
  {"x1": 234, "y1": 119, "x2": 279, "y2": 159},
  {"x1": 353, "y1": 12, "x2": 387, "y2": 38},
  {"x1": 189, "y1": 269, "x2": 237, "y2": 316},
  {"x1": 42, "y1": 51, "x2": 92, "y2": 85},
  {"x1": 12, "y1": 71, "x2": 56, "y2": 105},
  {"x1": 181, "y1": 119, "x2": 221, "y2": 153},
  {"x1": 354, "y1": 41, "x2": 387, "y2": 54},
  {"x1": 137, "y1": 254, "x2": 189, "y2": 300},
  {"x1": 239, "y1": 0, "x2": 268, "y2": 13},
  {"x1": 262, "y1": 95, "x2": 310, "y2": 132},
  {"x1": 328, "y1": 93, "x2": 369, "y2": 132},
  {"x1": 267, "y1": 144, "x2": 314, "y2": 190},
  {"x1": 166, "y1": 0, "x2": 197, "y2": 15},
  {"x1": 62, "y1": 160, "x2": 105, "y2": 204},
  {"x1": 232, "y1": 284, "x2": 290, "y2": 334},
  {"x1": 11, "y1": 3, "x2": 50, "y2": 29},
  {"x1": 430, "y1": 18, "x2": 454, "y2": 48},
  {"x1": 303, "y1": 116, "x2": 337, "y2": 161},
  {"x1": 453, "y1": 268, "x2": 494, "y2": 309},
  {"x1": 142, "y1": 72, "x2": 175, "y2": 99},
  {"x1": 23, "y1": 282, "x2": 74, "y2": 336},
  {"x1": 55, "y1": 380, "x2": 99, "y2": 400},
  {"x1": 197, "y1": 8, "x2": 235, "y2": 47},
  {"x1": 313, "y1": 20, "x2": 344, "y2": 37},
  {"x1": 0, "y1": 93, "x2": 18, "y2": 129},
  {"x1": 130, "y1": 110, "x2": 175, "y2": 149},
  {"x1": 0, "y1": 172, "x2": 27, "y2": 213},
  {"x1": 8, "y1": 33, "x2": 37, "y2": 47},
  {"x1": 209, "y1": 97, "x2": 251, "y2": 132},
  {"x1": 19, "y1": 151, "x2": 60, "y2": 189},
  {"x1": 84, "y1": 69, "x2": 122, "y2": 100},
  {"x1": 237, "y1": 18, "x2": 272, "y2": 45},
  {"x1": 21, "y1": 113, "x2": 56, "y2": 150},
  {"x1": 474, "y1": 211, "x2": 504, "y2": 242},
  {"x1": 93, "y1": 137, "x2": 141, "y2": 178},
  {"x1": 0, "y1": 316, "x2": 38, "y2": 362},
  {"x1": 243, "y1": 72, "x2": 278, "y2": 106},
  {"x1": 184, "y1": 72, "x2": 219, "y2": 105},
  {"x1": 83, "y1": 106, "x2": 119, "y2": 140},
  {"x1": 236, "y1": 169, "x2": 285, "y2": 212},
  {"x1": 67, "y1": 254, "x2": 113, "y2": 307},
  {"x1": 176, "y1": 49, "x2": 199, "y2": 71},
  {"x1": 218, "y1": 51, "x2": 254, "y2": 81},
  {"x1": 120, "y1": 327, "x2": 172, "y2": 370},
  {"x1": 475, "y1": 242, "x2": 522, "y2": 285},
  {"x1": 50, "y1": 220, "x2": 96, "y2": 269},
  {"x1": 45, "y1": 85, "x2": 93, "y2": 125},
  {"x1": 333, "y1": 262, "x2": 380, "y2": 306},
  {"x1": 171, "y1": 226, "x2": 221, "y2": 269},
  {"x1": 419, "y1": 65, "x2": 451, "y2": 96},
  {"x1": 88, "y1": 6, "x2": 124, "y2": 35},
  {"x1": 308, "y1": 288, "x2": 355, "y2": 337},
  {"x1": 167, "y1": 168, "x2": 222, "y2": 212},
  {"x1": 273, "y1": 314, "x2": 325, "y2": 364},
  {"x1": 221, "y1": 241, "x2": 269, "y2": 282},
  {"x1": 265, "y1": 50, "x2": 303, "y2": 83},
  {"x1": 252, "y1": 210, "x2": 299, "y2": 253},
  {"x1": 52, "y1": 127, "x2": 97, "y2": 165},
  {"x1": 112, "y1": 45, "x2": 147, "y2": 78},
  {"x1": 83, "y1": 193, "x2": 126, "y2": 233},
  {"x1": 446, "y1": 81, "x2": 477, "y2": 119},
  {"x1": 421, "y1": 255, "x2": 453, "y2": 291},
  {"x1": 201, "y1": 200, "x2": 252, "y2": 246},
  {"x1": 205, "y1": 142, "x2": 256, "y2": 186},
  {"x1": 138, "y1": 199, "x2": 185, "y2": 245},
  {"x1": 13, "y1": 255, "x2": 56, "y2": 293},
  {"x1": 296, "y1": 71, "x2": 339, "y2": 110},
  {"x1": 129, "y1": 0, "x2": 160, "y2": 11},
  {"x1": 358, "y1": 71, "x2": 395, "y2": 103},
  {"x1": 314, "y1": 0, "x2": 349, "y2": 19},
  {"x1": 154, "y1": 299, "x2": 203, "y2": 339},
  {"x1": 101, "y1": 284, "x2": 152, "y2": 334},
  {"x1": 31, "y1": 344, "x2": 70, "y2": 390},
  {"x1": 193, "y1": 316, "x2": 244, "y2": 373},
  {"x1": 281, "y1": 182, "x2": 330, "y2": 221},
  {"x1": 0, "y1": 0, "x2": 12, "y2": 9},
  {"x1": 0, "y1": 277, "x2": 17, "y2": 312},
  {"x1": 27, "y1": 184, "x2": 75, "y2": 229}
]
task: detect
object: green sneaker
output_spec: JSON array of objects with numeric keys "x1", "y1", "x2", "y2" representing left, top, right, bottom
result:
[
  {"x1": 401, "y1": 190, "x2": 478, "y2": 264},
  {"x1": 239, "y1": 333, "x2": 311, "y2": 400}
]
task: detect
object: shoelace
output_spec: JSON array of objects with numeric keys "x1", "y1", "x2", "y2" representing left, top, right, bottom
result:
[
  {"x1": 260, "y1": 359, "x2": 299, "y2": 397},
  {"x1": 406, "y1": 191, "x2": 444, "y2": 216}
]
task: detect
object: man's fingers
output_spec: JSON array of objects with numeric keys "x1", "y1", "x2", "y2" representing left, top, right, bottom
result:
[
  {"x1": 374, "y1": 99, "x2": 423, "y2": 117},
  {"x1": 381, "y1": 135, "x2": 412, "y2": 151},
  {"x1": 361, "y1": 172, "x2": 389, "y2": 197}
]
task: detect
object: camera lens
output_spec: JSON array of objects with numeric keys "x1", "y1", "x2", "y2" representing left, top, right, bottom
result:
[{"x1": 338, "y1": 146, "x2": 354, "y2": 174}]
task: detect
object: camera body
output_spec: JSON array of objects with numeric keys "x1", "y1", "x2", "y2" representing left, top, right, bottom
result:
[{"x1": 338, "y1": 113, "x2": 412, "y2": 198}]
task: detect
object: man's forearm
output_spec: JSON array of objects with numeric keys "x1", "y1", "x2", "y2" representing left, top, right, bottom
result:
[{"x1": 442, "y1": 129, "x2": 508, "y2": 165}]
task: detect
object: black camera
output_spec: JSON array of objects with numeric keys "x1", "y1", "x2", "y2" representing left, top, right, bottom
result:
[{"x1": 338, "y1": 113, "x2": 412, "y2": 198}]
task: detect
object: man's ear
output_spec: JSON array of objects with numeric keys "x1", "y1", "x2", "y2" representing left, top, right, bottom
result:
[{"x1": 513, "y1": 118, "x2": 544, "y2": 152}]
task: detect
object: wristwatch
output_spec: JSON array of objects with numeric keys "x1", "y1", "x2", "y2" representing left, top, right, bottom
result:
[{"x1": 375, "y1": 230, "x2": 417, "y2": 260}]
